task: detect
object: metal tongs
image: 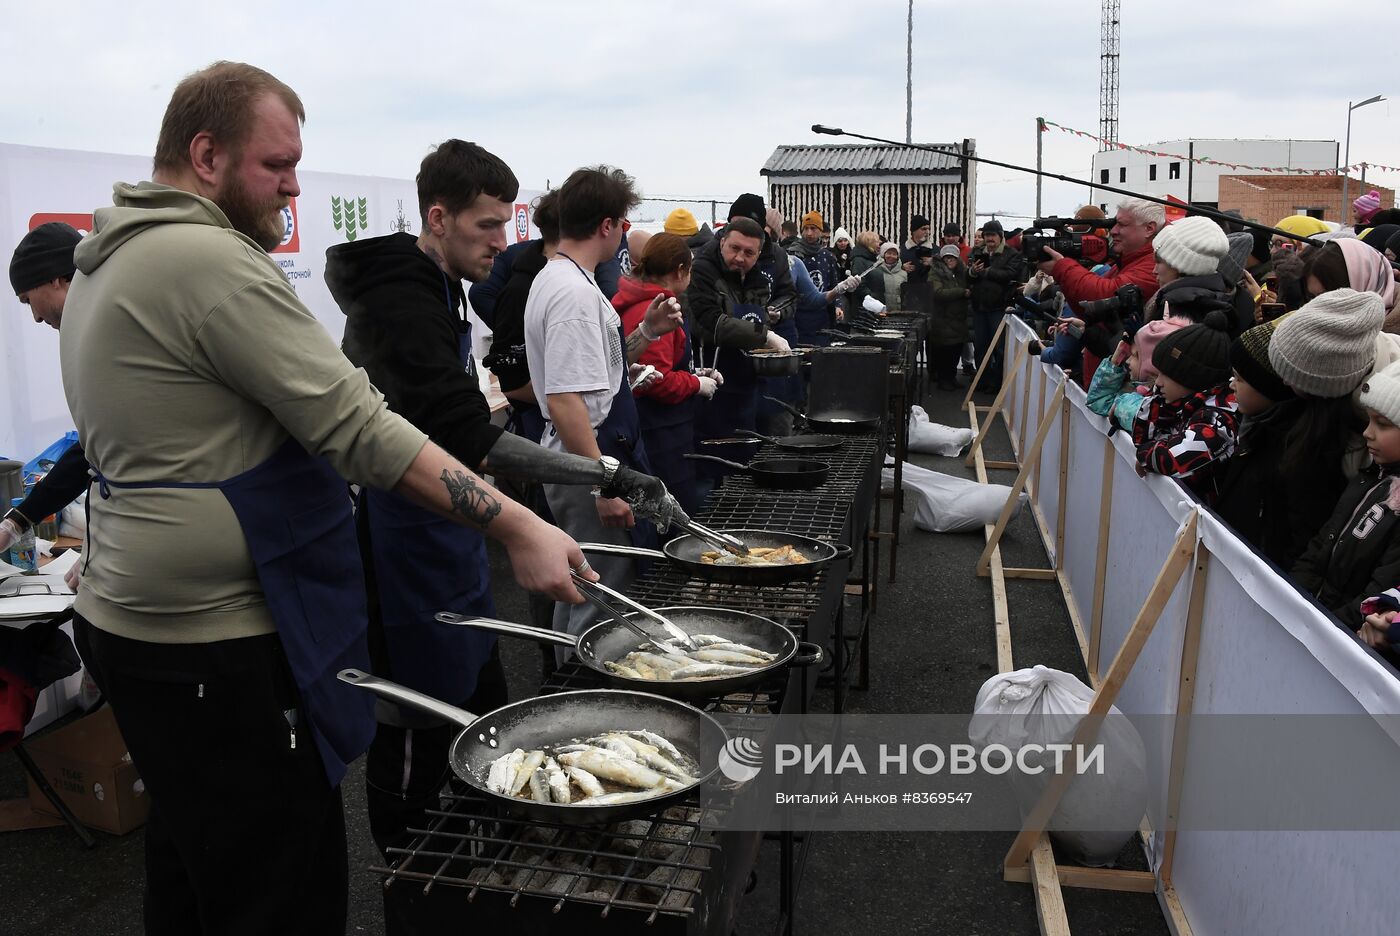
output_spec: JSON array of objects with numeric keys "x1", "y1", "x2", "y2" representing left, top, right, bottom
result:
[
  {"x1": 674, "y1": 517, "x2": 748, "y2": 557},
  {"x1": 567, "y1": 570, "x2": 698, "y2": 655}
]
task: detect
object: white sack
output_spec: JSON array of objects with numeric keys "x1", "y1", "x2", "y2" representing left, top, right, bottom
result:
[
  {"x1": 969, "y1": 665, "x2": 1149, "y2": 866},
  {"x1": 883, "y1": 461, "x2": 1027, "y2": 533},
  {"x1": 907, "y1": 405, "x2": 974, "y2": 456}
]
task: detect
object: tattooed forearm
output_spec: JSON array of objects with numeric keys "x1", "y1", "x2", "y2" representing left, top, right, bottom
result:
[
  {"x1": 440, "y1": 468, "x2": 503, "y2": 527},
  {"x1": 625, "y1": 326, "x2": 650, "y2": 364}
]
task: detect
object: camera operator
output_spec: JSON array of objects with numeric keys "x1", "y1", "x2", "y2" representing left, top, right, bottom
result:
[
  {"x1": 967, "y1": 219, "x2": 1027, "y2": 389},
  {"x1": 1037, "y1": 196, "x2": 1163, "y2": 384}
]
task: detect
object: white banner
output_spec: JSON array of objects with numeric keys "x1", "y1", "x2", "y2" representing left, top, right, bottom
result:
[
  {"x1": 999, "y1": 315, "x2": 1400, "y2": 936},
  {"x1": 1, "y1": 141, "x2": 542, "y2": 461}
]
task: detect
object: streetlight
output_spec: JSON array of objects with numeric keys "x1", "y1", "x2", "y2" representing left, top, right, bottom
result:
[{"x1": 1342, "y1": 94, "x2": 1385, "y2": 223}]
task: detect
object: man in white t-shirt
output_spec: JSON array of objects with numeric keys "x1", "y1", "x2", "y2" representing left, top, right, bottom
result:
[{"x1": 524, "y1": 165, "x2": 682, "y2": 650}]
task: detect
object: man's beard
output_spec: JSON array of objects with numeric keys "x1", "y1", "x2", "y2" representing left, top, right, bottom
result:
[{"x1": 216, "y1": 173, "x2": 287, "y2": 252}]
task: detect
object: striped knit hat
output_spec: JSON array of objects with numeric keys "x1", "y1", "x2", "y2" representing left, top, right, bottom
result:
[{"x1": 1230, "y1": 317, "x2": 1295, "y2": 404}]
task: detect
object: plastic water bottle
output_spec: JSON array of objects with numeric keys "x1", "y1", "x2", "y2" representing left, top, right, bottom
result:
[{"x1": 6, "y1": 497, "x2": 38, "y2": 572}]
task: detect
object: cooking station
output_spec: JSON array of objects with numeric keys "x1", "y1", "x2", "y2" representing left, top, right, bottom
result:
[{"x1": 375, "y1": 350, "x2": 892, "y2": 936}]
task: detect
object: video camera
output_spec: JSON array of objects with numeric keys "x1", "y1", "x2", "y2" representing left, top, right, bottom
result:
[{"x1": 1020, "y1": 217, "x2": 1112, "y2": 266}]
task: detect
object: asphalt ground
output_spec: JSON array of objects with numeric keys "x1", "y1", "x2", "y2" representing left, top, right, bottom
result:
[{"x1": 0, "y1": 379, "x2": 1168, "y2": 936}]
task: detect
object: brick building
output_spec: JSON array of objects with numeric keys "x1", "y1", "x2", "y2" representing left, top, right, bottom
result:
[{"x1": 1218, "y1": 175, "x2": 1395, "y2": 225}]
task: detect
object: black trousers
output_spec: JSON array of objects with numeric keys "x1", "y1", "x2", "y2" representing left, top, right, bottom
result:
[
  {"x1": 73, "y1": 616, "x2": 347, "y2": 936},
  {"x1": 926, "y1": 341, "x2": 963, "y2": 386},
  {"x1": 363, "y1": 643, "x2": 508, "y2": 861}
]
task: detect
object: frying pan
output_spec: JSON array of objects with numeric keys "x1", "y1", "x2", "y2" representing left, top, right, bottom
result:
[
  {"x1": 762, "y1": 396, "x2": 882, "y2": 434},
  {"x1": 682, "y1": 453, "x2": 829, "y2": 490},
  {"x1": 581, "y1": 528, "x2": 852, "y2": 587},
  {"x1": 702, "y1": 429, "x2": 847, "y2": 452},
  {"x1": 436, "y1": 608, "x2": 823, "y2": 702},
  {"x1": 336, "y1": 675, "x2": 727, "y2": 826}
]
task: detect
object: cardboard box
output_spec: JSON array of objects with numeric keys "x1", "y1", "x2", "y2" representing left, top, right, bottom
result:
[{"x1": 24, "y1": 706, "x2": 149, "y2": 835}]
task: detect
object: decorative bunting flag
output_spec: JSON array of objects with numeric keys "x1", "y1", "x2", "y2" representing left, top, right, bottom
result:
[{"x1": 1038, "y1": 119, "x2": 1400, "y2": 175}]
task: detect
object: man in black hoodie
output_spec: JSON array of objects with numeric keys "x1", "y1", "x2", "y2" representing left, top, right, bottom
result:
[{"x1": 324, "y1": 140, "x2": 684, "y2": 865}]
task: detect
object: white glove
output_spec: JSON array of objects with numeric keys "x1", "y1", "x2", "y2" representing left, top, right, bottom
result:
[
  {"x1": 696, "y1": 375, "x2": 719, "y2": 399},
  {"x1": 834, "y1": 274, "x2": 863, "y2": 295},
  {"x1": 764, "y1": 331, "x2": 792, "y2": 353},
  {"x1": 64, "y1": 560, "x2": 81, "y2": 593},
  {"x1": 0, "y1": 518, "x2": 20, "y2": 553}
]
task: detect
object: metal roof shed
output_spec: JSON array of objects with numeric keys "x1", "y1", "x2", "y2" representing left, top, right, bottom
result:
[{"x1": 761, "y1": 141, "x2": 976, "y2": 244}]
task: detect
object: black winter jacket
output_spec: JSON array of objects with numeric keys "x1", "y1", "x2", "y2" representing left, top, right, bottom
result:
[
  {"x1": 1291, "y1": 464, "x2": 1400, "y2": 629},
  {"x1": 685, "y1": 237, "x2": 782, "y2": 353},
  {"x1": 1214, "y1": 401, "x2": 1350, "y2": 571},
  {"x1": 967, "y1": 245, "x2": 1027, "y2": 314},
  {"x1": 485, "y1": 240, "x2": 549, "y2": 393},
  {"x1": 326, "y1": 232, "x2": 502, "y2": 471},
  {"x1": 1143, "y1": 272, "x2": 1233, "y2": 327}
]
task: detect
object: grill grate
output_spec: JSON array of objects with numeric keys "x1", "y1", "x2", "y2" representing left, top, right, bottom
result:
[
  {"x1": 379, "y1": 792, "x2": 723, "y2": 930},
  {"x1": 715, "y1": 433, "x2": 881, "y2": 499}
]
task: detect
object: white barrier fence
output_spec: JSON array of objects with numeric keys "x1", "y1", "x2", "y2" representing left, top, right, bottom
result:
[{"x1": 995, "y1": 314, "x2": 1400, "y2": 936}]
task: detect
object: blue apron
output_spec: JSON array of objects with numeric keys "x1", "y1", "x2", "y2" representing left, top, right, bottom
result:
[
  {"x1": 359, "y1": 330, "x2": 496, "y2": 707},
  {"x1": 91, "y1": 438, "x2": 373, "y2": 787},
  {"x1": 634, "y1": 315, "x2": 701, "y2": 515}
]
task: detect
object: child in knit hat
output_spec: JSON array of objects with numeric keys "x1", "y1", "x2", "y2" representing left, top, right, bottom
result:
[
  {"x1": 1292, "y1": 357, "x2": 1400, "y2": 638},
  {"x1": 1354, "y1": 189, "x2": 1383, "y2": 228},
  {"x1": 1146, "y1": 216, "x2": 1234, "y2": 326},
  {"x1": 1215, "y1": 315, "x2": 1362, "y2": 569},
  {"x1": 1131, "y1": 309, "x2": 1240, "y2": 502},
  {"x1": 1086, "y1": 317, "x2": 1190, "y2": 430}
]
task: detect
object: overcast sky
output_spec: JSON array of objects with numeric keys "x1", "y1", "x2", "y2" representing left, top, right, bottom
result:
[{"x1": 4, "y1": 1, "x2": 1399, "y2": 224}]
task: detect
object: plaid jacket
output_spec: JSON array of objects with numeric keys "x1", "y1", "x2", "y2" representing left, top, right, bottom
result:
[{"x1": 1132, "y1": 384, "x2": 1240, "y2": 502}]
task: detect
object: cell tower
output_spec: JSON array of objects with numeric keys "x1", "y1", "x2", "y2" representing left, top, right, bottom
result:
[{"x1": 1099, "y1": 0, "x2": 1121, "y2": 150}]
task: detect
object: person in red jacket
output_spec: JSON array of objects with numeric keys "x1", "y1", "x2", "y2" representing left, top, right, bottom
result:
[
  {"x1": 1038, "y1": 196, "x2": 1164, "y2": 387},
  {"x1": 612, "y1": 233, "x2": 720, "y2": 513}
]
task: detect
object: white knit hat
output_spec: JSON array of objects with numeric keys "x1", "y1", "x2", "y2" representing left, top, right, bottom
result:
[
  {"x1": 1268, "y1": 288, "x2": 1385, "y2": 398},
  {"x1": 1153, "y1": 216, "x2": 1230, "y2": 277},
  {"x1": 1360, "y1": 359, "x2": 1400, "y2": 425}
]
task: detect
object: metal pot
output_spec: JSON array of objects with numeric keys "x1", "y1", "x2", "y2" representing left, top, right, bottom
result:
[{"x1": 743, "y1": 350, "x2": 804, "y2": 377}]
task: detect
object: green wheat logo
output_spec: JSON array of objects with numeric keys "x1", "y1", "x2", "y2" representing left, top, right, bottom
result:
[{"x1": 331, "y1": 195, "x2": 370, "y2": 242}]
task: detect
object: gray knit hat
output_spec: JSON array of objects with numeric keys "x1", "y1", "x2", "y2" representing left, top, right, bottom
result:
[
  {"x1": 1268, "y1": 288, "x2": 1385, "y2": 398},
  {"x1": 1359, "y1": 359, "x2": 1400, "y2": 425},
  {"x1": 1154, "y1": 216, "x2": 1229, "y2": 277},
  {"x1": 1218, "y1": 232, "x2": 1254, "y2": 286}
]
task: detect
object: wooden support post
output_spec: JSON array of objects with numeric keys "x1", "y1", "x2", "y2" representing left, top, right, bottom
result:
[
  {"x1": 968, "y1": 400, "x2": 1015, "y2": 673},
  {"x1": 965, "y1": 344, "x2": 1030, "y2": 467},
  {"x1": 961, "y1": 315, "x2": 1009, "y2": 409},
  {"x1": 1087, "y1": 436, "x2": 1116, "y2": 681},
  {"x1": 1159, "y1": 541, "x2": 1210, "y2": 887},
  {"x1": 1004, "y1": 859, "x2": 1158, "y2": 893},
  {"x1": 976, "y1": 383, "x2": 1066, "y2": 576},
  {"x1": 1030, "y1": 835, "x2": 1072, "y2": 936},
  {"x1": 1003, "y1": 512, "x2": 1199, "y2": 871},
  {"x1": 1052, "y1": 394, "x2": 1064, "y2": 570},
  {"x1": 1002, "y1": 567, "x2": 1059, "y2": 581}
]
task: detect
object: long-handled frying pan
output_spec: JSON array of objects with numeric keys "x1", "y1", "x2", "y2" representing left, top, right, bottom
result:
[
  {"x1": 734, "y1": 428, "x2": 846, "y2": 451},
  {"x1": 762, "y1": 396, "x2": 882, "y2": 434},
  {"x1": 435, "y1": 609, "x2": 823, "y2": 702},
  {"x1": 581, "y1": 529, "x2": 852, "y2": 587},
  {"x1": 336, "y1": 675, "x2": 727, "y2": 825},
  {"x1": 682, "y1": 454, "x2": 829, "y2": 490}
]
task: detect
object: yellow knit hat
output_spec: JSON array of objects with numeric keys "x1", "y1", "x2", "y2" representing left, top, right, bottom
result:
[
  {"x1": 663, "y1": 208, "x2": 699, "y2": 238},
  {"x1": 1274, "y1": 215, "x2": 1330, "y2": 239},
  {"x1": 801, "y1": 210, "x2": 824, "y2": 231}
]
